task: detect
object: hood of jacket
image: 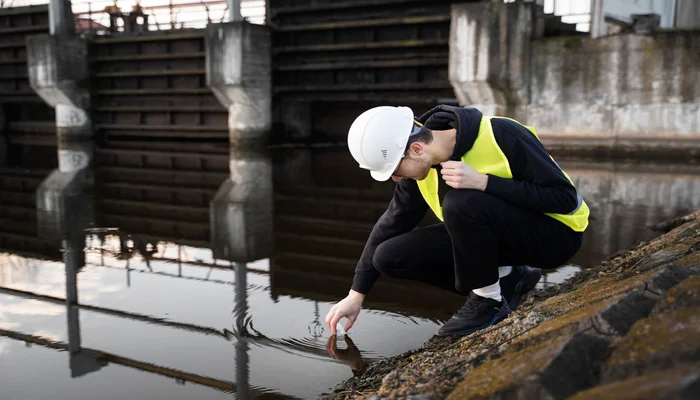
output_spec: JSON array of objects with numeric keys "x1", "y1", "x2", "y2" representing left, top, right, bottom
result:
[{"x1": 415, "y1": 105, "x2": 483, "y2": 161}]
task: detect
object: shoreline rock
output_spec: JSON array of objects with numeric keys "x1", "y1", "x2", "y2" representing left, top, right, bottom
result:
[{"x1": 320, "y1": 210, "x2": 700, "y2": 400}]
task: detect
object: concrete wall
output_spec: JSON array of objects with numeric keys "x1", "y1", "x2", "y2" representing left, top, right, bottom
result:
[
  {"x1": 675, "y1": 0, "x2": 700, "y2": 28},
  {"x1": 449, "y1": 3, "x2": 700, "y2": 155},
  {"x1": 527, "y1": 31, "x2": 700, "y2": 138}
]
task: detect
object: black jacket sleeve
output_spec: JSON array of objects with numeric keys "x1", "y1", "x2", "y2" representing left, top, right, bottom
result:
[
  {"x1": 351, "y1": 179, "x2": 429, "y2": 294},
  {"x1": 485, "y1": 118, "x2": 579, "y2": 214}
]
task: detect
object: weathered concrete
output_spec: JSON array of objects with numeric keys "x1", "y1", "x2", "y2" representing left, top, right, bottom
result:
[
  {"x1": 570, "y1": 363, "x2": 700, "y2": 400},
  {"x1": 48, "y1": 0, "x2": 74, "y2": 37},
  {"x1": 676, "y1": 0, "x2": 700, "y2": 29},
  {"x1": 26, "y1": 34, "x2": 90, "y2": 138},
  {"x1": 652, "y1": 275, "x2": 700, "y2": 314},
  {"x1": 446, "y1": 333, "x2": 610, "y2": 400},
  {"x1": 603, "y1": 306, "x2": 700, "y2": 382},
  {"x1": 210, "y1": 147, "x2": 274, "y2": 263},
  {"x1": 36, "y1": 139, "x2": 94, "y2": 245},
  {"x1": 527, "y1": 33, "x2": 700, "y2": 139},
  {"x1": 205, "y1": 22, "x2": 271, "y2": 145},
  {"x1": 26, "y1": 0, "x2": 94, "y2": 237},
  {"x1": 449, "y1": 3, "x2": 700, "y2": 155},
  {"x1": 449, "y1": 1, "x2": 536, "y2": 118},
  {"x1": 532, "y1": 255, "x2": 695, "y2": 317},
  {"x1": 513, "y1": 291, "x2": 654, "y2": 351}
]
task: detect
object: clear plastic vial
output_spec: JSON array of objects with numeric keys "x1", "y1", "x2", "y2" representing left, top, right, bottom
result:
[{"x1": 336, "y1": 322, "x2": 346, "y2": 341}]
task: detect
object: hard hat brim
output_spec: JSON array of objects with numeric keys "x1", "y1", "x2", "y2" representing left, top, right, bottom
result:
[{"x1": 370, "y1": 167, "x2": 395, "y2": 182}]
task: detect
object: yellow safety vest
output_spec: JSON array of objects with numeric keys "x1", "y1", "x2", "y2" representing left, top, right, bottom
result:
[{"x1": 416, "y1": 116, "x2": 589, "y2": 232}]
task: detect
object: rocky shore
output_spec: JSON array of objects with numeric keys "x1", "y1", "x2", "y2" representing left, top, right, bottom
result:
[{"x1": 321, "y1": 210, "x2": 700, "y2": 399}]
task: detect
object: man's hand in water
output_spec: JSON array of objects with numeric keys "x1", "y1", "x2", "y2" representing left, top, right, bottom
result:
[{"x1": 325, "y1": 290, "x2": 365, "y2": 334}]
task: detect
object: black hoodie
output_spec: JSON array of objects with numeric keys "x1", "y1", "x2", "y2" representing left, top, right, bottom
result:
[{"x1": 350, "y1": 105, "x2": 580, "y2": 295}]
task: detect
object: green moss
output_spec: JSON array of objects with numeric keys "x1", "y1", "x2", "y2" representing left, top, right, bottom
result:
[
  {"x1": 654, "y1": 276, "x2": 700, "y2": 314},
  {"x1": 514, "y1": 295, "x2": 622, "y2": 350},
  {"x1": 570, "y1": 363, "x2": 700, "y2": 400},
  {"x1": 447, "y1": 336, "x2": 568, "y2": 400},
  {"x1": 606, "y1": 306, "x2": 700, "y2": 367},
  {"x1": 534, "y1": 275, "x2": 644, "y2": 315},
  {"x1": 676, "y1": 251, "x2": 700, "y2": 267}
]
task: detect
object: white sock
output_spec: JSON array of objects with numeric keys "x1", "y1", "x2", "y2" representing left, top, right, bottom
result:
[
  {"x1": 499, "y1": 266, "x2": 513, "y2": 278},
  {"x1": 472, "y1": 281, "x2": 502, "y2": 302}
]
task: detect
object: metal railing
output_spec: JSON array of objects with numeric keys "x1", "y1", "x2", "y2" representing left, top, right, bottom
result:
[{"x1": 2, "y1": 0, "x2": 265, "y2": 34}]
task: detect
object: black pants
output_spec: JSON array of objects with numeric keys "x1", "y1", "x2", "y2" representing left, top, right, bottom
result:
[{"x1": 371, "y1": 189, "x2": 583, "y2": 295}]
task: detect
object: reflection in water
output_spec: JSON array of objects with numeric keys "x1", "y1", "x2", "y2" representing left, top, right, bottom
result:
[
  {"x1": 326, "y1": 335, "x2": 369, "y2": 377},
  {"x1": 1, "y1": 145, "x2": 700, "y2": 399}
]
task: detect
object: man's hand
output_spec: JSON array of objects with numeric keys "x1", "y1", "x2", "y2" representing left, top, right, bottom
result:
[
  {"x1": 440, "y1": 161, "x2": 488, "y2": 191},
  {"x1": 325, "y1": 290, "x2": 364, "y2": 334}
]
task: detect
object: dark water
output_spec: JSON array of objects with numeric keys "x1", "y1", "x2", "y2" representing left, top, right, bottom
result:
[{"x1": 1, "y1": 146, "x2": 700, "y2": 399}]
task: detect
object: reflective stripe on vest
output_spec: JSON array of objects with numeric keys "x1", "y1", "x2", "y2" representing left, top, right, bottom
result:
[{"x1": 416, "y1": 116, "x2": 589, "y2": 232}]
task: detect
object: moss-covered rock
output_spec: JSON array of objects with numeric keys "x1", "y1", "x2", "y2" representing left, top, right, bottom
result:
[
  {"x1": 652, "y1": 275, "x2": 700, "y2": 315},
  {"x1": 532, "y1": 261, "x2": 693, "y2": 319},
  {"x1": 603, "y1": 306, "x2": 700, "y2": 382},
  {"x1": 447, "y1": 333, "x2": 610, "y2": 400},
  {"x1": 512, "y1": 291, "x2": 654, "y2": 351},
  {"x1": 570, "y1": 363, "x2": 700, "y2": 400},
  {"x1": 320, "y1": 211, "x2": 700, "y2": 400}
]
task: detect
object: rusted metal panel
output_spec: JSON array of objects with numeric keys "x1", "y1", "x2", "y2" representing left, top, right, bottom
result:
[
  {"x1": 90, "y1": 31, "x2": 225, "y2": 141},
  {"x1": 269, "y1": 0, "x2": 461, "y2": 106},
  {"x1": 0, "y1": 5, "x2": 54, "y2": 151}
]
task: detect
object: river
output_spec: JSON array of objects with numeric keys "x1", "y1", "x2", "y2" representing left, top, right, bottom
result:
[{"x1": 1, "y1": 146, "x2": 699, "y2": 399}]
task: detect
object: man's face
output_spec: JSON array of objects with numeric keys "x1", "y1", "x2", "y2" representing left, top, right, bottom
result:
[{"x1": 391, "y1": 143, "x2": 432, "y2": 182}]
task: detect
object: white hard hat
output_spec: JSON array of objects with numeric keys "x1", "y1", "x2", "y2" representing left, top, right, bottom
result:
[{"x1": 347, "y1": 106, "x2": 416, "y2": 181}]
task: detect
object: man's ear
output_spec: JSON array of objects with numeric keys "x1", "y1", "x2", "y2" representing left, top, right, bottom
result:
[{"x1": 409, "y1": 142, "x2": 424, "y2": 156}]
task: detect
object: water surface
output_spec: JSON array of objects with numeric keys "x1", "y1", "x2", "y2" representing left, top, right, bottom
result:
[{"x1": 1, "y1": 148, "x2": 699, "y2": 399}]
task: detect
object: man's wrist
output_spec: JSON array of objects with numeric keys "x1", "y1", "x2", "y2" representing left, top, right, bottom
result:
[
  {"x1": 348, "y1": 289, "x2": 366, "y2": 302},
  {"x1": 479, "y1": 173, "x2": 489, "y2": 191}
]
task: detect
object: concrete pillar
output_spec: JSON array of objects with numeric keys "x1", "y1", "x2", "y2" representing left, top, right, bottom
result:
[
  {"x1": 675, "y1": 0, "x2": 700, "y2": 28},
  {"x1": 449, "y1": 1, "x2": 536, "y2": 117},
  {"x1": 49, "y1": 0, "x2": 75, "y2": 37},
  {"x1": 36, "y1": 139, "x2": 95, "y2": 243},
  {"x1": 65, "y1": 234, "x2": 106, "y2": 377},
  {"x1": 27, "y1": 34, "x2": 91, "y2": 138},
  {"x1": 228, "y1": 0, "x2": 242, "y2": 22},
  {"x1": 234, "y1": 261, "x2": 250, "y2": 398},
  {"x1": 27, "y1": 11, "x2": 93, "y2": 225},
  {"x1": 210, "y1": 147, "x2": 274, "y2": 263},
  {"x1": 205, "y1": 22, "x2": 271, "y2": 146}
]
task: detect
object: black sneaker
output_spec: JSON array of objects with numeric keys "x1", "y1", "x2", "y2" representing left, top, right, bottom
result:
[
  {"x1": 437, "y1": 292, "x2": 511, "y2": 337},
  {"x1": 500, "y1": 265, "x2": 542, "y2": 310}
]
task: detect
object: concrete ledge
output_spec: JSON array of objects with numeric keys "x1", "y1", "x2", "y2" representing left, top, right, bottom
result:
[{"x1": 540, "y1": 134, "x2": 700, "y2": 160}]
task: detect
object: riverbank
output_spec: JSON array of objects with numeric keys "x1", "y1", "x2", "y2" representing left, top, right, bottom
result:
[{"x1": 321, "y1": 210, "x2": 700, "y2": 399}]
